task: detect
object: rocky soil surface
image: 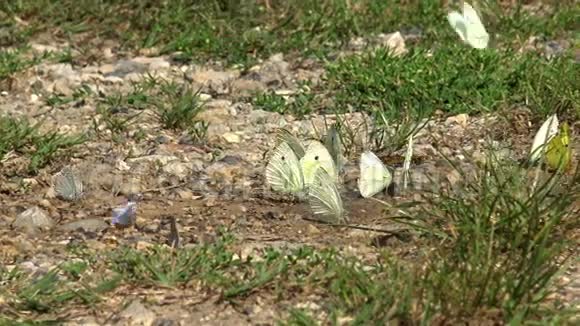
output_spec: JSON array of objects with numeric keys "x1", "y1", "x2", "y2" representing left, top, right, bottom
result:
[{"x1": 0, "y1": 32, "x2": 578, "y2": 325}]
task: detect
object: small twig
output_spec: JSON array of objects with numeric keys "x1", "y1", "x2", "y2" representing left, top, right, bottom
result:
[
  {"x1": 32, "y1": 106, "x2": 56, "y2": 118},
  {"x1": 141, "y1": 183, "x2": 186, "y2": 193},
  {"x1": 242, "y1": 235, "x2": 283, "y2": 242},
  {"x1": 302, "y1": 217, "x2": 403, "y2": 235}
]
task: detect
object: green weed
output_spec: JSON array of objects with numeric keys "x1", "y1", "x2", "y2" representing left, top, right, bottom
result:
[
  {"x1": 45, "y1": 84, "x2": 93, "y2": 108},
  {"x1": 152, "y1": 82, "x2": 205, "y2": 131},
  {"x1": 390, "y1": 152, "x2": 579, "y2": 322},
  {"x1": 27, "y1": 131, "x2": 86, "y2": 173},
  {"x1": 253, "y1": 84, "x2": 314, "y2": 118},
  {"x1": 282, "y1": 309, "x2": 319, "y2": 326},
  {"x1": 253, "y1": 92, "x2": 287, "y2": 114},
  {"x1": 325, "y1": 46, "x2": 579, "y2": 118},
  {"x1": 0, "y1": 116, "x2": 38, "y2": 160},
  {"x1": 2, "y1": 1, "x2": 577, "y2": 65},
  {"x1": 93, "y1": 101, "x2": 143, "y2": 142},
  {"x1": 0, "y1": 265, "x2": 120, "y2": 314},
  {"x1": 0, "y1": 116, "x2": 85, "y2": 173},
  {"x1": 187, "y1": 120, "x2": 210, "y2": 145},
  {"x1": 0, "y1": 48, "x2": 39, "y2": 80}
]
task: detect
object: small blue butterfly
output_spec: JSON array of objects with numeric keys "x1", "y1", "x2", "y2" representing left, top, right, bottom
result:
[{"x1": 112, "y1": 201, "x2": 137, "y2": 226}]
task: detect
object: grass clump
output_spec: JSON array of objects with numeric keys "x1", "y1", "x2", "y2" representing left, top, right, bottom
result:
[
  {"x1": 109, "y1": 234, "x2": 239, "y2": 288},
  {"x1": 45, "y1": 84, "x2": 93, "y2": 108},
  {"x1": 91, "y1": 76, "x2": 208, "y2": 143},
  {"x1": 0, "y1": 47, "x2": 74, "y2": 81},
  {"x1": 325, "y1": 46, "x2": 579, "y2": 118},
  {"x1": 396, "y1": 154, "x2": 579, "y2": 322},
  {"x1": 253, "y1": 85, "x2": 314, "y2": 118},
  {"x1": 0, "y1": 116, "x2": 86, "y2": 174},
  {"x1": 152, "y1": 83, "x2": 204, "y2": 131},
  {"x1": 0, "y1": 263, "x2": 121, "y2": 316},
  {"x1": 0, "y1": 48, "x2": 39, "y2": 80}
]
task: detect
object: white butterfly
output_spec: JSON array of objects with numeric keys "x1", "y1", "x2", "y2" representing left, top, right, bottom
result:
[
  {"x1": 322, "y1": 124, "x2": 344, "y2": 174},
  {"x1": 447, "y1": 2, "x2": 489, "y2": 49},
  {"x1": 53, "y1": 166, "x2": 84, "y2": 201},
  {"x1": 112, "y1": 201, "x2": 137, "y2": 226},
  {"x1": 529, "y1": 114, "x2": 559, "y2": 163},
  {"x1": 301, "y1": 141, "x2": 338, "y2": 186},
  {"x1": 402, "y1": 134, "x2": 414, "y2": 191},
  {"x1": 265, "y1": 141, "x2": 305, "y2": 195},
  {"x1": 275, "y1": 128, "x2": 305, "y2": 159},
  {"x1": 358, "y1": 151, "x2": 393, "y2": 198},
  {"x1": 308, "y1": 167, "x2": 345, "y2": 223}
]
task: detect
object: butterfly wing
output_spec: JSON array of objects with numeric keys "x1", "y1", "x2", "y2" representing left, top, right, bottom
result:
[
  {"x1": 358, "y1": 151, "x2": 392, "y2": 198},
  {"x1": 462, "y1": 2, "x2": 489, "y2": 49},
  {"x1": 308, "y1": 168, "x2": 345, "y2": 223},
  {"x1": 275, "y1": 128, "x2": 306, "y2": 159},
  {"x1": 53, "y1": 166, "x2": 83, "y2": 201},
  {"x1": 266, "y1": 142, "x2": 305, "y2": 194},
  {"x1": 323, "y1": 124, "x2": 343, "y2": 174},
  {"x1": 448, "y1": 11, "x2": 468, "y2": 42},
  {"x1": 545, "y1": 122, "x2": 571, "y2": 171},
  {"x1": 112, "y1": 202, "x2": 136, "y2": 226},
  {"x1": 112, "y1": 207, "x2": 129, "y2": 225},
  {"x1": 530, "y1": 114, "x2": 559, "y2": 163},
  {"x1": 72, "y1": 172, "x2": 83, "y2": 198},
  {"x1": 301, "y1": 141, "x2": 337, "y2": 185}
]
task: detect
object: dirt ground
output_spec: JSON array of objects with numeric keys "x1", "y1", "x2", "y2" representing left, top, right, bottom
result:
[{"x1": 0, "y1": 30, "x2": 578, "y2": 325}]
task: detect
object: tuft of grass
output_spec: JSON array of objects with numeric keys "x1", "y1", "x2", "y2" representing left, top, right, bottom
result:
[
  {"x1": 0, "y1": 116, "x2": 86, "y2": 173},
  {"x1": 282, "y1": 309, "x2": 319, "y2": 326},
  {"x1": 252, "y1": 91, "x2": 287, "y2": 114},
  {"x1": 0, "y1": 48, "x2": 40, "y2": 80},
  {"x1": 1, "y1": 264, "x2": 121, "y2": 315},
  {"x1": 0, "y1": 47, "x2": 74, "y2": 81},
  {"x1": 0, "y1": 116, "x2": 38, "y2": 160},
  {"x1": 325, "y1": 46, "x2": 579, "y2": 118},
  {"x1": 27, "y1": 131, "x2": 86, "y2": 173},
  {"x1": 152, "y1": 82, "x2": 205, "y2": 131},
  {"x1": 0, "y1": 317, "x2": 61, "y2": 325},
  {"x1": 392, "y1": 152, "x2": 579, "y2": 322},
  {"x1": 187, "y1": 120, "x2": 210, "y2": 145},
  {"x1": 108, "y1": 234, "x2": 241, "y2": 289},
  {"x1": 93, "y1": 102, "x2": 143, "y2": 142},
  {"x1": 91, "y1": 75, "x2": 208, "y2": 142},
  {"x1": 253, "y1": 86, "x2": 314, "y2": 118},
  {"x1": 107, "y1": 241, "x2": 418, "y2": 323},
  {"x1": 45, "y1": 84, "x2": 93, "y2": 108},
  {"x1": 335, "y1": 109, "x2": 428, "y2": 157}
]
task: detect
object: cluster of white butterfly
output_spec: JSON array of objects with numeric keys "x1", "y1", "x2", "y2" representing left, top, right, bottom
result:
[
  {"x1": 44, "y1": 2, "x2": 488, "y2": 233},
  {"x1": 447, "y1": 2, "x2": 489, "y2": 49},
  {"x1": 265, "y1": 127, "x2": 414, "y2": 223},
  {"x1": 52, "y1": 166, "x2": 136, "y2": 227}
]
